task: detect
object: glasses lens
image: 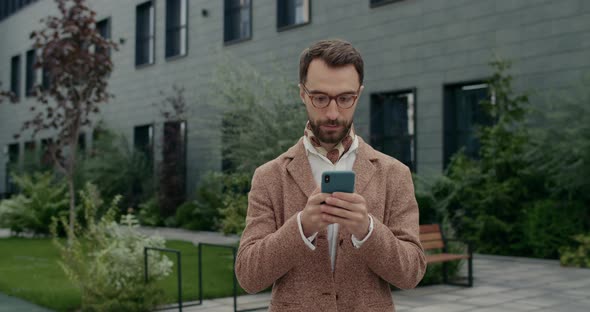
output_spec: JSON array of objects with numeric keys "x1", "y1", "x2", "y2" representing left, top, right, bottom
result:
[
  {"x1": 337, "y1": 95, "x2": 355, "y2": 108},
  {"x1": 313, "y1": 95, "x2": 330, "y2": 107}
]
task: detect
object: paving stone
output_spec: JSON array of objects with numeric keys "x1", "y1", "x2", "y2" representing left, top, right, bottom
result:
[
  {"x1": 459, "y1": 292, "x2": 522, "y2": 306},
  {"x1": 514, "y1": 296, "x2": 568, "y2": 308},
  {"x1": 408, "y1": 302, "x2": 477, "y2": 312}
]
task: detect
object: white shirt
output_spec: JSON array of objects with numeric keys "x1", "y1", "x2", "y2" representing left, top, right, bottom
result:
[{"x1": 296, "y1": 134, "x2": 374, "y2": 271}]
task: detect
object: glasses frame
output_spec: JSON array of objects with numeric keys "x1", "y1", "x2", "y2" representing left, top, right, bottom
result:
[{"x1": 301, "y1": 83, "x2": 360, "y2": 109}]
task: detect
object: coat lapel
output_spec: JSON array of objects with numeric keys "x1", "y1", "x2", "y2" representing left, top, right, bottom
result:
[
  {"x1": 352, "y1": 137, "x2": 377, "y2": 195},
  {"x1": 285, "y1": 138, "x2": 317, "y2": 198}
]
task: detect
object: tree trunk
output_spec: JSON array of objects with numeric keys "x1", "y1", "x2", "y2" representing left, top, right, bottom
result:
[
  {"x1": 67, "y1": 114, "x2": 81, "y2": 240},
  {"x1": 68, "y1": 176, "x2": 76, "y2": 237}
]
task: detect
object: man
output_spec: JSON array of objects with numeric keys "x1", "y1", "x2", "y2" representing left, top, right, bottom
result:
[{"x1": 235, "y1": 39, "x2": 426, "y2": 312}]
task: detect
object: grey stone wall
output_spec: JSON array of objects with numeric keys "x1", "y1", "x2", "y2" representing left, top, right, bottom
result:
[{"x1": 1, "y1": 0, "x2": 589, "y2": 194}]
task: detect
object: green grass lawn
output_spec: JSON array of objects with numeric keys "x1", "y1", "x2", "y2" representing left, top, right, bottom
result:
[{"x1": 0, "y1": 238, "x2": 248, "y2": 312}]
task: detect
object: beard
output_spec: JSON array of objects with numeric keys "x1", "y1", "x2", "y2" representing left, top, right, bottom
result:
[{"x1": 308, "y1": 118, "x2": 353, "y2": 144}]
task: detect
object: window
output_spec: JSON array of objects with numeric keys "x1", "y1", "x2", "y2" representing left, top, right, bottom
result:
[
  {"x1": 96, "y1": 18, "x2": 111, "y2": 57},
  {"x1": 136, "y1": 1, "x2": 155, "y2": 66},
  {"x1": 41, "y1": 66, "x2": 50, "y2": 91},
  {"x1": 134, "y1": 124, "x2": 154, "y2": 169},
  {"x1": 370, "y1": 0, "x2": 404, "y2": 8},
  {"x1": 443, "y1": 82, "x2": 493, "y2": 168},
  {"x1": 5, "y1": 143, "x2": 20, "y2": 195},
  {"x1": 25, "y1": 49, "x2": 36, "y2": 96},
  {"x1": 166, "y1": 0, "x2": 187, "y2": 58},
  {"x1": 10, "y1": 54, "x2": 20, "y2": 99},
  {"x1": 78, "y1": 133, "x2": 86, "y2": 153},
  {"x1": 224, "y1": 0, "x2": 251, "y2": 43},
  {"x1": 370, "y1": 90, "x2": 417, "y2": 172},
  {"x1": 277, "y1": 0, "x2": 310, "y2": 30}
]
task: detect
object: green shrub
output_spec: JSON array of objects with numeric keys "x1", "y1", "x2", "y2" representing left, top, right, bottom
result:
[
  {"x1": 0, "y1": 172, "x2": 68, "y2": 235},
  {"x1": 523, "y1": 200, "x2": 587, "y2": 259},
  {"x1": 437, "y1": 59, "x2": 546, "y2": 256},
  {"x1": 137, "y1": 196, "x2": 164, "y2": 227},
  {"x1": 78, "y1": 127, "x2": 154, "y2": 212},
  {"x1": 174, "y1": 171, "x2": 250, "y2": 234},
  {"x1": 52, "y1": 183, "x2": 172, "y2": 312},
  {"x1": 434, "y1": 61, "x2": 590, "y2": 259},
  {"x1": 217, "y1": 172, "x2": 250, "y2": 235},
  {"x1": 559, "y1": 234, "x2": 590, "y2": 268},
  {"x1": 175, "y1": 172, "x2": 224, "y2": 231},
  {"x1": 210, "y1": 53, "x2": 306, "y2": 175}
]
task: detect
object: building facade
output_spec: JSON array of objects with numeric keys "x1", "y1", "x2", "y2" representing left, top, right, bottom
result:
[{"x1": 1, "y1": 0, "x2": 590, "y2": 196}]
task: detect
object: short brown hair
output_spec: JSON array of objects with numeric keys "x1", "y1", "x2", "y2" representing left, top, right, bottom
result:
[{"x1": 299, "y1": 39, "x2": 364, "y2": 85}]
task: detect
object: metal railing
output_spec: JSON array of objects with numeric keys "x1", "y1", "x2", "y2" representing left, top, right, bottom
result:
[
  {"x1": 144, "y1": 246, "x2": 203, "y2": 312},
  {"x1": 198, "y1": 243, "x2": 268, "y2": 312},
  {"x1": 144, "y1": 243, "x2": 267, "y2": 312}
]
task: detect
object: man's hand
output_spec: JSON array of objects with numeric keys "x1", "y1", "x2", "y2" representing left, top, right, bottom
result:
[
  {"x1": 300, "y1": 187, "x2": 331, "y2": 237},
  {"x1": 320, "y1": 192, "x2": 370, "y2": 239}
]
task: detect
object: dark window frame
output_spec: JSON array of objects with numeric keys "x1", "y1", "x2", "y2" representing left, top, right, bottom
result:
[
  {"x1": 134, "y1": 124, "x2": 155, "y2": 171},
  {"x1": 443, "y1": 80, "x2": 492, "y2": 169},
  {"x1": 10, "y1": 54, "x2": 21, "y2": 100},
  {"x1": 25, "y1": 49, "x2": 36, "y2": 97},
  {"x1": 165, "y1": 0, "x2": 188, "y2": 59},
  {"x1": 277, "y1": 0, "x2": 311, "y2": 32},
  {"x1": 370, "y1": 88, "x2": 418, "y2": 172},
  {"x1": 135, "y1": 1, "x2": 155, "y2": 67},
  {"x1": 369, "y1": 0, "x2": 406, "y2": 8},
  {"x1": 96, "y1": 17, "x2": 112, "y2": 57},
  {"x1": 223, "y1": 0, "x2": 252, "y2": 45}
]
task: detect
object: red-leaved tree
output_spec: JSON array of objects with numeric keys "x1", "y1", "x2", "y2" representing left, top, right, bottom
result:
[{"x1": 19, "y1": 0, "x2": 118, "y2": 233}]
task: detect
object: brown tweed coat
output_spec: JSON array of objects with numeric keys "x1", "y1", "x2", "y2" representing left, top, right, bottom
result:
[{"x1": 235, "y1": 137, "x2": 426, "y2": 312}]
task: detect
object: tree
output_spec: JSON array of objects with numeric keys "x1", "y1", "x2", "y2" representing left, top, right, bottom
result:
[{"x1": 18, "y1": 0, "x2": 118, "y2": 233}]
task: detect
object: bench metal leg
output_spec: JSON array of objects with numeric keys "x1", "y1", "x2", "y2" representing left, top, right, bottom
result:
[{"x1": 443, "y1": 257, "x2": 473, "y2": 287}]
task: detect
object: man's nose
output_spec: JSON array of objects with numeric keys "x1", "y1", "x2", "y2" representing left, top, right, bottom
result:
[{"x1": 325, "y1": 99, "x2": 340, "y2": 120}]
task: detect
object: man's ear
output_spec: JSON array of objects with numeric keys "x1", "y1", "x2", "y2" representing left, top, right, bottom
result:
[
  {"x1": 298, "y1": 83, "x2": 306, "y2": 105},
  {"x1": 358, "y1": 85, "x2": 365, "y2": 97}
]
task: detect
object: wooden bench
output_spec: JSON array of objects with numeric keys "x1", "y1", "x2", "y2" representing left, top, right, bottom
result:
[{"x1": 420, "y1": 224, "x2": 473, "y2": 287}]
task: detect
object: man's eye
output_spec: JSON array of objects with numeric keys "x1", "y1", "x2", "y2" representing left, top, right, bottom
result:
[
  {"x1": 338, "y1": 95, "x2": 354, "y2": 102},
  {"x1": 314, "y1": 95, "x2": 329, "y2": 102}
]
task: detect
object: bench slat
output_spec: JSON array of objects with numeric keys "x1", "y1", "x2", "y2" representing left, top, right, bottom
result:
[
  {"x1": 422, "y1": 240, "x2": 444, "y2": 250},
  {"x1": 426, "y1": 253, "x2": 470, "y2": 264},
  {"x1": 420, "y1": 232, "x2": 442, "y2": 242},
  {"x1": 419, "y1": 224, "x2": 440, "y2": 234}
]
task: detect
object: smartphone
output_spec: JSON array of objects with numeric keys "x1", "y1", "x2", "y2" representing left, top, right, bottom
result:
[{"x1": 321, "y1": 171, "x2": 355, "y2": 194}]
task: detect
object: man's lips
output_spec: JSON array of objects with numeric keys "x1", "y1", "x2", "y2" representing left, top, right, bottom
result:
[{"x1": 321, "y1": 124, "x2": 341, "y2": 130}]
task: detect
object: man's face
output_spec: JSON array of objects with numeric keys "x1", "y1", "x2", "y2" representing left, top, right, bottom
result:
[{"x1": 299, "y1": 59, "x2": 364, "y2": 145}]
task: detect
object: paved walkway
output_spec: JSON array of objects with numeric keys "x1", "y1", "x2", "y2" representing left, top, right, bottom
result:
[
  {"x1": 176, "y1": 254, "x2": 590, "y2": 312},
  {"x1": 0, "y1": 293, "x2": 53, "y2": 312},
  {"x1": 137, "y1": 226, "x2": 240, "y2": 246}
]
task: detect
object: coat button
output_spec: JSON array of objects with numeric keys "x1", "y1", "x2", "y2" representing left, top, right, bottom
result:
[
  {"x1": 339, "y1": 239, "x2": 343, "y2": 246},
  {"x1": 336, "y1": 294, "x2": 339, "y2": 300}
]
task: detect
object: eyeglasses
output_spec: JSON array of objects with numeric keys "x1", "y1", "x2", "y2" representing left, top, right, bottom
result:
[{"x1": 301, "y1": 84, "x2": 360, "y2": 109}]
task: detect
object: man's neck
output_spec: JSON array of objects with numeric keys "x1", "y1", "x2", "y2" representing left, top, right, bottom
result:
[{"x1": 319, "y1": 141, "x2": 337, "y2": 152}]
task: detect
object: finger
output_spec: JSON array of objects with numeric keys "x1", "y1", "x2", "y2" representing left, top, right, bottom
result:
[
  {"x1": 325, "y1": 196, "x2": 355, "y2": 211},
  {"x1": 309, "y1": 192, "x2": 331, "y2": 204},
  {"x1": 321, "y1": 212, "x2": 354, "y2": 226},
  {"x1": 332, "y1": 192, "x2": 364, "y2": 203},
  {"x1": 321, "y1": 204, "x2": 354, "y2": 219}
]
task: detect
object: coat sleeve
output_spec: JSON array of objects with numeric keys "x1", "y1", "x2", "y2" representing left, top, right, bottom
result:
[
  {"x1": 353, "y1": 165, "x2": 427, "y2": 289},
  {"x1": 235, "y1": 166, "x2": 316, "y2": 294}
]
